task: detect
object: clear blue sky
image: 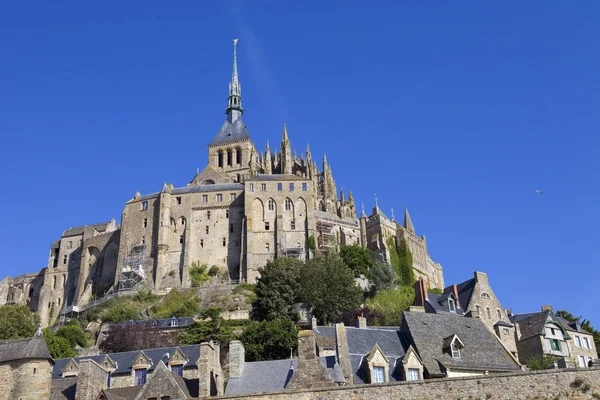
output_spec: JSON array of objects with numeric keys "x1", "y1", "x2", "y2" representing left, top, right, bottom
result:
[{"x1": 1, "y1": 2, "x2": 598, "y2": 322}]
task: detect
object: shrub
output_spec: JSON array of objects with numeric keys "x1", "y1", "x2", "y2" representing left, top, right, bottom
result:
[
  {"x1": 152, "y1": 289, "x2": 200, "y2": 318},
  {"x1": 527, "y1": 354, "x2": 556, "y2": 370},
  {"x1": 208, "y1": 265, "x2": 220, "y2": 276},
  {"x1": 189, "y1": 262, "x2": 210, "y2": 287},
  {"x1": 44, "y1": 329, "x2": 76, "y2": 359},
  {"x1": 55, "y1": 323, "x2": 87, "y2": 348},
  {"x1": 0, "y1": 304, "x2": 40, "y2": 340}
]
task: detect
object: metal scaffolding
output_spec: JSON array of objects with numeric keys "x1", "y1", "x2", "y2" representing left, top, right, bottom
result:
[
  {"x1": 316, "y1": 219, "x2": 336, "y2": 252},
  {"x1": 118, "y1": 244, "x2": 146, "y2": 292},
  {"x1": 279, "y1": 234, "x2": 304, "y2": 259}
]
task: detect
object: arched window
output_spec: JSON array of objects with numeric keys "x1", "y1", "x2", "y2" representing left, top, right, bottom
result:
[
  {"x1": 227, "y1": 149, "x2": 233, "y2": 166},
  {"x1": 236, "y1": 148, "x2": 242, "y2": 165},
  {"x1": 268, "y1": 199, "x2": 274, "y2": 211},
  {"x1": 218, "y1": 150, "x2": 223, "y2": 168},
  {"x1": 170, "y1": 218, "x2": 176, "y2": 227},
  {"x1": 180, "y1": 217, "x2": 186, "y2": 226},
  {"x1": 285, "y1": 199, "x2": 292, "y2": 211},
  {"x1": 237, "y1": 174, "x2": 241, "y2": 183}
]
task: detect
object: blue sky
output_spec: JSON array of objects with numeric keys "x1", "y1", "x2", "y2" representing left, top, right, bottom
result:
[{"x1": 1, "y1": 2, "x2": 598, "y2": 322}]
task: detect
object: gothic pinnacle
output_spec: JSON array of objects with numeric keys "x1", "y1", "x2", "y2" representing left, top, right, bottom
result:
[
  {"x1": 404, "y1": 205, "x2": 415, "y2": 233},
  {"x1": 282, "y1": 123, "x2": 289, "y2": 142}
]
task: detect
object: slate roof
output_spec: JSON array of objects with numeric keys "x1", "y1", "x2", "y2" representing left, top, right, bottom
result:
[
  {"x1": 52, "y1": 344, "x2": 200, "y2": 379},
  {"x1": 63, "y1": 222, "x2": 111, "y2": 237},
  {"x1": 131, "y1": 183, "x2": 245, "y2": 204},
  {"x1": 100, "y1": 386, "x2": 141, "y2": 400},
  {"x1": 111, "y1": 317, "x2": 194, "y2": 329},
  {"x1": 224, "y1": 355, "x2": 343, "y2": 396},
  {"x1": 509, "y1": 311, "x2": 551, "y2": 340},
  {"x1": 425, "y1": 293, "x2": 466, "y2": 316},
  {"x1": 49, "y1": 376, "x2": 77, "y2": 400},
  {"x1": 402, "y1": 312, "x2": 520, "y2": 376},
  {"x1": 0, "y1": 333, "x2": 53, "y2": 364},
  {"x1": 313, "y1": 210, "x2": 359, "y2": 227},
  {"x1": 246, "y1": 174, "x2": 309, "y2": 182},
  {"x1": 209, "y1": 116, "x2": 251, "y2": 146},
  {"x1": 456, "y1": 278, "x2": 476, "y2": 310}
]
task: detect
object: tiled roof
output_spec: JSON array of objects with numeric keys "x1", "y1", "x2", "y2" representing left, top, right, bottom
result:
[
  {"x1": 0, "y1": 334, "x2": 52, "y2": 363},
  {"x1": 402, "y1": 312, "x2": 520, "y2": 376},
  {"x1": 209, "y1": 116, "x2": 251, "y2": 146},
  {"x1": 52, "y1": 344, "x2": 200, "y2": 379},
  {"x1": 426, "y1": 293, "x2": 466, "y2": 316},
  {"x1": 225, "y1": 359, "x2": 297, "y2": 395},
  {"x1": 510, "y1": 311, "x2": 549, "y2": 340}
]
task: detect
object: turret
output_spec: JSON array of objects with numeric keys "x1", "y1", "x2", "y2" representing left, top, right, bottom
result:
[
  {"x1": 265, "y1": 141, "x2": 272, "y2": 174},
  {"x1": 404, "y1": 205, "x2": 415, "y2": 233},
  {"x1": 359, "y1": 204, "x2": 368, "y2": 248},
  {"x1": 281, "y1": 124, "x2": 292, "y2": 175}
]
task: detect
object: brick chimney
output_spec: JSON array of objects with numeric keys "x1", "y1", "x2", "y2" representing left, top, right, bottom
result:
[
  {"x1": 413, "y1": 278, "x2": 429, "y2": 307},
  {"x1": 474, "y1": 271, "x2": 489, "y2": 285},
  {"x1": 506, "y1": 309, "x2": 513, "y2": 317},
  {"x1": 228, "y1": 340, "x2": 245, "y2": 379},
  {"x1": 357, "y1": 315, "x2": 367, "y2": 329},
  {"x1": 541, "y1": 305, "x2": 553, "y2": 312},
  {"x1": 443, "y1": 284, "x2": 460, "y2": 308}
]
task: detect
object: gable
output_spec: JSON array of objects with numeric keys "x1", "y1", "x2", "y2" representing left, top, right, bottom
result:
[
  {"x1": 168, "y1": 347, "x2": 189, "y2": 365},
  {"x1": 366, "y1": 344, "x2": 389, "y2": 365},
  {"x1": 133, "y1": 361, "x2": 190, "y2": 400},
  {"x1": 189, "y1": 165, "x2": 233, "y2": 186},
  {"x1": 131, "y1": 351, "x2": 152, "y2": 368},
  {"x1": 61, "y1": 358, "x2": 79, "y2": 377},
  {"x1": 99, "y1": 355, "x2": 117, "y2": 371}
]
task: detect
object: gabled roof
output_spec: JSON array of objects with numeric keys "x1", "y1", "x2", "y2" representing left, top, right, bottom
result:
[
  {"x1": 456, "y1": 278, "x2": 476, "y2": 311},
  {"x1": 402, "y1": 312, "x2": 519, "y2": 376},
  {"x1": 209, "y1": 116, "x2": 251, "y2": 146},
  {"x1": 510, "y1": 311, "x2": 570, "y2": 341},
  {"x1": 62, "y1": 222, "x2": 111, "y2": 238},
  {"x1": 556, "y1": 316, "x2": 593, "y2": 335},
  {"x1": 52, "y1": 345, "x2": 200, "y2": 379},
  {"x1": 0, "y1": 333, "x2": 53, "y2": 364},
  {"x1": 425, "y1": 293, "x2": 466, "y2": 316}
]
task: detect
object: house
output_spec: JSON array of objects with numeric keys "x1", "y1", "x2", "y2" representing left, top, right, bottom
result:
[
  {"x1": 510, "y1": 305, "x2": 597, "y2": 368},
  {"x1": 414, "y1": 271, "x2": 519, "y2": 360},
  {"x1": 50, "y1": 341, "x2": 223, "y2": 399},
  {"x1": 0, "y1": 329, "x2": 54, "y2": 400},
  {"x1": 224, "y1": 331, "x2": 344, "y2": 396},
  {"x1": 96, "y1": 316, "x2": 195, "y2": 346},
  {"x1": 401, "y1": 311, "x2": 521, "y2": 378}
]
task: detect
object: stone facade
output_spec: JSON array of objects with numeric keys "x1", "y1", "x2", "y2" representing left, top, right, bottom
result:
[
  {"x1": 217, "y1": 367, "x2": 600, "y2": 400},
  {"x1": 0, "y1": 40, "x2": 445, "y2": 322}
]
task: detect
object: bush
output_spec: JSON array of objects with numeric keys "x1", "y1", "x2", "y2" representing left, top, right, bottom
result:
[
  {"x1": 0, "y1": 304, "x2": 40, "y2": 340},
  {"x1": 527, "y1": 354, "x2": 556, "y2": 370},
  {"x1": 241, "y1": 319, "x2": 298, "y2": 361},
  {"x1": 56, "y1": 323, "x2": 87, "y2": 348},
  {"x1": 366, "y1": 286, "x2": 415, "y2": 326},
  {"x1": 308, "y1": 235, "x2": 316, "y2": 251},
  {"x1": 103, "y1": 303, "x2": 140, "y2": 323},
  {"x1": 44, "y1": 329, "x2": 76, "y2": 359},
  {"x1": 151, "y1": 289, "x2": 200, "y2": 319},
  {"x1": 339, "y1": 245, "x2": 374, "y2": 277},
  {"x1": 208, "y1": 265, "x2": 220, "y2": 276},
  {"x1": 252, "y1": 258, "x2": 304, "y2": 321},
  {"x1": 189, "y1": 262, "x2": 210, "y2": 287},
  {"x1": 428, "y1": 288, "x2": 443, "y2": 295},
  {"x1": 369, "y1": 263, "x2": 397, "y2": 294}
]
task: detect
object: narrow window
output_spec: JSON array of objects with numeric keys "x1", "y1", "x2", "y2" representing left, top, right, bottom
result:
[
  {"x1": 33, "y1": 367, "x2": 37, "y2": 374},
  {"x1": 179, "y1": 235, "x2": 184, "y2": 244},
  {"x1": 230, "y1": 224, "x2": 234, "y2": 233},
  {"x1": 583, "y1": 337, "x2": 590, "y2": 349},
  {"x1": 134, "y1": 368, "x2": 147, "y2": 386},
  {"x1": 227, "y1": 149, "x2": 232, "y2": 166},
  {"x1": 503, "y1": 328, "x2": 509, "y2": 335},
  {"x1": 226, "y1": 209, "x2": 229, "y2": 218},
  {"x1": 67, "y1": 241, "x2": 72, "y2": 249},
  {"x1": 143, "y1": 218, "x2": 148, "y2": 228},
  {"x1": 302, "y1": 183, "x2": 307, "y2": 191},
  {"x1": 249, "y1": 183, "x2": 254, "y2": 192},
  {"x1": 268, "y1": 199, "x2": 274, "y2": 211},
  {"x1": 277, "y1": 183, "x2": 283, "y2": 191},
  {"x1": 180, "y1": 218, "x2": 185, "y2": 225},
  {"x1": 222, "y1": 238, "x2": 226, "y2": 247},
  {"x1": 176, "y1": 197, "x2": 182, "y2": 205},
  {"x1": 236, "y1": 174, "x2": 241, "y2": 183},
  {"x1": 141, "y1": 236, "x2": 146, "y2": 245},
  {"x1": 207, "y1": 211, "x2": 211, "y2": 220},
  {"x1": 451, "y1": 343, "x2": 460, "y2": 358},
  {"x1": 265, "y1": 222, "x2": 270, "y2": 231},
  {"x1": 575, "y1": 336, "x2": 581, "y2": 348},
  {"x1": 171, "y1": 364, "x2": 183, "y2": 376},
  {"x1": 448, "y1": 298, "x2": 456, "y2": 313},
  {"x1": 579, "y1": 356, "x2": 587, "y2": 368},
  {"x1": 205, "y1": 226, "x2": 209, "y2": 235},
  {"x1": 218, "y1": 151, "x2": 223, "y2": 167},
  {"x1": 58, "y1": 297, "x2": 61, "y2": 306},
  {"x1": 230, "y1": 193, "x2": 236, "y2": 201},
  {"x1": 202, "y1": 195, "x2": 208, "y2": 203},
  {"x1": 289, "y1": 183, "x2": 294, "y2": 191},
  {"x1": 291, "y1": 220, "x2": 296, "y2": 230},
  {"x1": 261, "y1": 183, "x2": 266, "y2": 192},
  {"x1": 497, "y1": 309, "x2": 501, "y2": 319},
  {"x1": 53, "y1": 276, "x2": 57, "y2": 289},
  {"x1": 63, "y1": 255, "x2": 67, "y2": 265},
  {"x1": 200, "y1": 239, "x2": 204, "y2": 248},
  {"x1": 170, "y1": 218, "x2": 175, "y2": 227},
  {"x1": 285, "y1": 199, "x2": 291, "y2": 210},
  {"x1": 217, "y1": 194, "x2": 223, "y2": 202},
  {"x1": 372, "y1": 366, "x2": 385, "y2": 383},
  {"x1": 141, "y1": 201, "x2": 148, "y2": 211},
  {"x1": 107, "y1": 372, "x2": 112, "y2": 388},
  {"x1": 407, "y1": 368, "x2": 419, "y2": 381},
  {"x1": 236, "y1": 148, "x2": 242, "y2": 165},
  {"x1": 486, "y1": 307, "x2": 491, "y2": 319},
  {"x1": 265, "y1": 243, "x2": 270, "y2": 253}
]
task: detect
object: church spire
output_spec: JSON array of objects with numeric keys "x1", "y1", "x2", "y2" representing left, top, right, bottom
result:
[
  {"x1": 226, "y1": 39, "x2": 243, "y2": 118},
  {"x1": 404, "y1": 205, "x2": 415, "y2": 233}
]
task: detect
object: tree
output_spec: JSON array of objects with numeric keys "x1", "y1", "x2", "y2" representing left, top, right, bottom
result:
[
  {"x1": 397, "y1": 239, "x2": 415, "y2": 286},
  {"x1": 339, "y1": 245, "x2": 374, "y2": 277},
  {"x1": 428, "y1": 288, "x2": 443, "y2": 295},
  {"x1": 526, "y1": 354, "x2": 556, "y2": 370},
  {"x1": 44, "y1": 329, "x2": 77, "y2": 359},
  {"x1": 252, "y1": 258, "x2": 304, "y2": 321},
  {"x1": 100, "y1": 321, "x2": 178, "y2": 353},
  {"x1": 369, "y1": 263, "x2": 397, "y2": 294},
  {"x1": 365, "y1": 287, "x2": 415, "y2": 326},
  {"x1": 55, "y1": 320, "x2": 87, "y2": 348},
  {"x1": 178, "y1": 308, "x2": 236, "y2": 346},
  {"x1": 0, "y1": 304, "x2": 40, "y2": 340},
  {"x1": 189, "y1": 261, "x2": 210, "y2": 287},
  {"x1": 556, "y1": 309, "x2": 600, "y2": 358},
  {"x1": 299, "y1": 252, "x2": 362, "y2": 324},
  {"x1": 241, "y1": 319, "x2": 297, "y2": 361}
]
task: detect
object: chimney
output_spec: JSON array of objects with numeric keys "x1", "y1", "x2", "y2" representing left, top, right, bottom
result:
[
  {"x1": 357, "y1": 315, "x2": 367, "y2": 329},
  {"x1": 541, "y1": 305, "x2": 553, "y2": 312},
  {"x1": 413, "y1": 278, "x2": 429, "y2": 307},
  {"x1": 474, "y1": 271, "x2": 489, "y2": 285},
  {"x1": 443, "y1": 284, "x2": 460, "y2": 308},
  {"x1": 310, "y1": 316, "x2": 318, "y2": 329},
  {"x1": 75, "y1": 360, "x2": 108, "y2": 400},
  {"x1": 228, "y1": 340, "x2": 245, "y2": 379},
  {"x1": 506, "y1": 309, "x2": 513, "y2": 318},
  {"x1": 335, "y1": 323, "x2": 353, "y2": 384},
  {"x1": 286, "y1": 330, "x2": 336, "y2": 390}
]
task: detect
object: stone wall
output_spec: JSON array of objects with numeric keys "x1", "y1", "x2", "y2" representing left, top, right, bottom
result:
[{"x1": 215, "y1": 367, "x2": 600, "y2": 400}]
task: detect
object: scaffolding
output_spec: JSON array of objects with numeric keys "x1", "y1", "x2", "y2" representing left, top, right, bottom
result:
[
  {"x1": 316, "y1": 219, "x2": 336, "y2": 252},
  {"x1": 279, "y1": 234, "x2": 304, "y2": 259},
  {"x1": 118, "y1": 244, "x2": 146, "y2": 292}
]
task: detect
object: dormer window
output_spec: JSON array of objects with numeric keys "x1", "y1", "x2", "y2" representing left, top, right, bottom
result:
[
  {"x1": 170, "y1": 316, "x2": 178, "y2": 327},
  {"x1": 171, "y1": 364, "x2": 184, "y2": 376},
  {"x1": 448, "y1": 298, "x2": 456, "y2": 313},
  {"x1": 481, "y1": 292, "x2": 490, "y2": 299},
  {"x1": 451, "y1": 342, "x2": 460, "y2": 358}
]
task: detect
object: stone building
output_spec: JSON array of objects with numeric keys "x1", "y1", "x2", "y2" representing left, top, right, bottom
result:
[
  {"x1": 1, "y1": 39, "x2": 445, "y2": 324},
  {"x1": 0, "y1": 330, "x2": 54, "y2": 400}
]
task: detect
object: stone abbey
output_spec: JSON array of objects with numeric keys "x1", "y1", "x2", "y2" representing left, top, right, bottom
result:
[{"x1": 0, "y1": 40, "x2": 444, "y2": 327}]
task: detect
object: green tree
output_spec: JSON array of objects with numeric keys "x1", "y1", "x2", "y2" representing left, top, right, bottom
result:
[
  {"x1": 189, "y1": 261, "x2": 210, "y2": 287},
  {"x1": 299, "y1": 252, "x2": 362, "y2": 324},
  {"x1": 339, "y1": 245, "x2": 374, "y2": 277},
  {"x1": 178, "y1": 308, "x2": 236, "y2": 346},
  {"x1": 366, "y1": 287, "x2": 415, "y2": 326},
  {"x1": 369, "y1": 263, "x2": 397, "y2": 294},
  {"x1": 428, "y1": 288, "x2": 443, "y2": 295},
  {"x1": 397, "y1": 239, "x2": 415, "y2": 286},
  {"x1": 55, "y1": 320, "x2": 87, "y2": 348},
  {"x1": 0, "y1": 304, "x2": 40, "y2": 340},
  {"x1": 241, "y1": 319, "x2": 298, "y2": 361},
  {"x1": 526, "y1": 354, "x2": 557, "y2": 370},
  {"x1": 556, "y1": 309, "x2": 600, "y2": 358},
  {"x1": 103, "y1": 303, "x2": 140, "y2": 323},
  {"x1": 252, "y1": 258, "x2": 304, "y2": 321},
  {"x1": 44, "y1": 329, "x2": 76, "y2": 359}
]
